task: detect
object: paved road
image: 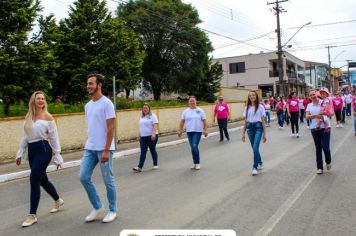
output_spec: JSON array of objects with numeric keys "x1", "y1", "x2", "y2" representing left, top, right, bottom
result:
[{"x1": 1, "y1": 121, "x2": 356, "y2": 236}]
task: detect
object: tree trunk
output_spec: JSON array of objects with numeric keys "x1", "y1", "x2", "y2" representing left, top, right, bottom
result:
[
  {"x1": 125, "y1": 88, "x2": 130, "y2": 99},
  {"x1": 152, "y1": 88, "x2": 161, "y2": 101}
]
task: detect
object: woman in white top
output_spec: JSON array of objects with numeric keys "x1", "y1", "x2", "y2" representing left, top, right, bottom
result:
[
  {"x1": 178, "y1": 96, "x2": 208, "y2": 170},
  {"x1": 306, "y1": 90, "x2": 332, "y2": 175},
  {"x1": 16, "y1": 91, "x2": 64, "y2": 227},
  {"x1": 242, "y1": 91, "x2": 267, "y2": 176},
  {"x1": 133, "y1": 103, "x2": 159, "y2": 172}
]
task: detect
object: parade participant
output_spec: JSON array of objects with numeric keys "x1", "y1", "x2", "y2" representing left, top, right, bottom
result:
[
  {"x1": 79, "y1": 74, "x2": 117, "y2": 223},
  {"x1": 299, "y1": 94, "x2": 305, "y2": 123},
  {"x1": 264, "y1": 99, "x2": 271, "y2": 127},
  {"x1": 332, "y1": 91, "x2": 344, "y2": 128},
  {"x1": 316, "y1": 88, "x2": 333, "y2": 132},
  {"x1": 306, "y1": 90, "x2": 332, "y2": 175},
  {"x1": 133, "y1": 103, "x2": 159, "y2": 172},
  {"x1": 352, "y1": 92, "x2": 356, "y2": 136},
  {"x1": 16, "y1": 91, "x2": 64, "y2": 227},
  {"x1": 344, "y1": 91, "x2": 353, "y2": 118},
  {"x1": 276, "y1": 97, "x2": 285, "y2": 129},
  {"x1": 303, "y1": 95, "x2": 311, "y2": 128},
  {"x1": 286, "y1": 92, "x2": 300, "y2": 138},
  {"x1": 341, "y1": 92, "x2": 346, "y2": 123},
  {"x1": 242, "y1": 91, "x2": 267, "y2": 176},
  {"x1": 178, "y1": 96, "x2": 208, "y2": 170},
  {"x1": 214, "y1": 96, "x2": 230, "y2": 141}
]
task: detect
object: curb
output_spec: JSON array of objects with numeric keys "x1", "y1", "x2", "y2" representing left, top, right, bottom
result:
[{"x1": 0, "y1": 120, "x2": 270, "y2": 183}]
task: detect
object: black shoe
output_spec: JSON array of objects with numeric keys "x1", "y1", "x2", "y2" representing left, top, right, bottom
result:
[{"x1": 219, "y1": 139, "x2": 223, "y2": 142}]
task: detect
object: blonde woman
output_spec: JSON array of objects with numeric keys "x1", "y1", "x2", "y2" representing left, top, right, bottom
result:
[{"x1": 16, "y1": 91, "x2": 64, "y2": 227}]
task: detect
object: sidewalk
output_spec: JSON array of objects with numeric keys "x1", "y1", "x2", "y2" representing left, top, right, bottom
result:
[{"x1": 0, "y1": 120, "x2": 246, "y2": 178}]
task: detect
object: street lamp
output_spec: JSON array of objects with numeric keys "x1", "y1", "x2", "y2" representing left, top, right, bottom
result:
[{"x1": 277, "y1": 21, "x2": 311, "y2": 96}]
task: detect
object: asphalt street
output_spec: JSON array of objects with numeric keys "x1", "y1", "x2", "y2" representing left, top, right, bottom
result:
[{"x1": 1, "y1": 121, "x2": 355, "y2": 236}]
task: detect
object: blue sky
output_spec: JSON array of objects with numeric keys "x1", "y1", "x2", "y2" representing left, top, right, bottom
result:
[{"x1": 40, "y1": 0, "x2": 356, "y2": 69}]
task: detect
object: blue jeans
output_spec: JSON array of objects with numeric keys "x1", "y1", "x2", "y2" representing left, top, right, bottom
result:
[
  {"x1": 28, "y1": 140, "x2": 60, "y2": 214},
  {"x1": 311, "y1": 129, "x2": 331, "y2": 170},
  {"x1": 139, "y1": 135, "x2": 158, "y2": 168},
  {"x1": 80, "y1": 150, "x2": 117, "y2": 212},
  {"x1": 346, "y1": 103, "x2": 352, "y2": 116},
  {"x1": 265, "y1": 111, "x2": 271, "y2": 124},
  {"x1": 341, "y1": 107, "x2": 346, "y2": 122},
  {"x1": 277, "y1": 110, "x2": 284, "y2": 127},
  {"x1": 246, "y1": 122, "x2": 263, "y2": 169},
  {"x1": 186, "y1": 132, "x2": 202, "y2": 164}
]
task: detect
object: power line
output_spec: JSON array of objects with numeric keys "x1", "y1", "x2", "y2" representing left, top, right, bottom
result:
[{"x1": 286, "y1": 19, "x2": 356, "y2": 30}]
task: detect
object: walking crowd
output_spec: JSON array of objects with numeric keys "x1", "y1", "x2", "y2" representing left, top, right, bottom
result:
[{"x1": 14, "y1": 73, "x2": 356, "y2": 227}]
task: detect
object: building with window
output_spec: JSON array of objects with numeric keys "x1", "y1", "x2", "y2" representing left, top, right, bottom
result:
[
  {"x1": 214, "y1": 51, "x2": 307, "y2": 97},
  {"x1": 304, "y1": 61, "x2": 330, "y2": 90}
]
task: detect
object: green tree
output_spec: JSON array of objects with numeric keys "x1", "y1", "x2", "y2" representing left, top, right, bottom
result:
[
  {"x1": 117, "y1": 0, "x2": 219, "y2": 100},
  {"x1": 45, "y1": 0, "x2": 144, "y2": 102},
  {"x1": 0, "y1": 0, "x2": 56, "y2": 114}
]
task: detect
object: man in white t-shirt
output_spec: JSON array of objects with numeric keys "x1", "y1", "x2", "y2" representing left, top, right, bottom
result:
[
  {"x1": 79, "y1": 74, "x2": 117, "y2": 223},
  {"x1": 344, "y1": 91, "x2": 353, "y2": 118}
]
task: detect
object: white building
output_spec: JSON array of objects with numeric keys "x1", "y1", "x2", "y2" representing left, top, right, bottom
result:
[
  {"x1": 214, "y1": 51, "x2": 308, "y2": 97},
  {"x1": 304, "y1": 61, "x2": 330, "y2": 90}
]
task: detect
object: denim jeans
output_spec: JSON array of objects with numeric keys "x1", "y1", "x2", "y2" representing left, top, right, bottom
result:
[
  {"x1": 265, "y1": 111, "x2": 271, "y2": 124},
  {"x1": 311, "y1": 129, "x2": 331, "y2": 170},
  {"x1": 139, "y1": 135, "x2": 158, "y2": 168},
  {"x1": 217, "y1": 119, "x2": 230, "y2": 141},
  {"x1": 277, "y1": 110, "x2": 284, "y2": 127},
  {"x1": 246, "y1": 122, "x2": 263, "y2": 169},
  {"x1": 80, "y1": 150, "x2": 117, "y2": 212},
  {"x1": 342, "y1": 107, "x2": 346, "y2": 122},
  {"x1": 28, "y1": 140, "x2": 60, "y2": 214},
  {"x1": 346, "y1": 103, "x2": 352, "y2": 116},
  {"x1": 186, "y1": 132, "x2": 202, "y2": 164}
]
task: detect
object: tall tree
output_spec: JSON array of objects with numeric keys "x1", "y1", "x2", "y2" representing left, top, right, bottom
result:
[
  {"x1": 0, "y1": 0, "x2": 53, "y2": 109},
  {"x1": 117, "y1": 0, "x2": 219, "y2": 100}
]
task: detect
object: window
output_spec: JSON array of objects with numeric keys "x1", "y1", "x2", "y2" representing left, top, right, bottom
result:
[{"x1": 229, "y1": 62, "x2": 245, "y2": 74}]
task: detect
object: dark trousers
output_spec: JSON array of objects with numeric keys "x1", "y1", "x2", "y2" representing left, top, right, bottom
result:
[
  {"x1": 290, "y1": 111, "x2": 299, "y2": 134},
  {"x1": 335, "y1": 110, "x2": 342, "y2": 122},
  {"x1": 187, "y1": 132, "x2": 202, "y2": 164},
  {"x1": 311, "y1": 129, "x2": 331, "y2": 170},
  {"x1": 138, "y1": 135, "x2": 158, "y2": 168},
  {"x1": 284, "y1": 110, "x2": 290, "y2": 125},
  {"x1": 28, "y1": 140, "x2": 59, "y2": 214},
  {"x1": 300, "y1": 109, "x2": 305, "y2": 123},
  {"x1": 341, "y1": 107, "x2": 346, "y2": 123},
  {"x1": 277, "y1": 110, "x2": 284, "y2": 127},
  {"x1": 217, "y1": 119, "x2": 229, "y2": 141},
  {"x1": 346, "y1": 103, "x2": 352, "y2": 116}
]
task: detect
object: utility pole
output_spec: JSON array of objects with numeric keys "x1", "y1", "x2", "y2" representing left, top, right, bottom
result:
[
  {"x1": 326, "y1": 45, "x2": 336, "y2": 92},
  {"x1": 268, "y1": 0, "x2": 288, "y2": 96},
  {"x1": 346, "y1": 59, "x2": 352, "y2": 85}
]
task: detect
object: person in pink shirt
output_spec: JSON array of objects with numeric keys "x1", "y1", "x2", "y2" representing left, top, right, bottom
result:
[
  {"x1": 317, "y1": 88, "x2": 334, "y2": 132},
  {"x1": 286, "y1": 91, "x2": 300, "y2": 138},
  {"x1": 214, "y1": 96, "x2": 230, "y2": 141},
  {"x1": 332, "y1": 91, "x2": 343, "y2": 128},
  {"x1": 352, "y1": 92, "x2": 356, "y2": 136},
  {"x1": 276, "y1": 97, "x2": 285, "y2": 129}
]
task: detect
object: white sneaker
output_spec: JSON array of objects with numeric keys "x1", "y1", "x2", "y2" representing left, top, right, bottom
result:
[
  {"x1": 316, "y1": 169, "x2": 323, "y2": 175},
  {"x1": 50, "y1": 198, "x2": 64, "y2": 213},
  {"x1": 296, "y1": 133, "x2": 299, "y2": 138},
  {"x1": 85, "y1": 208, "x2": 105, "y2": 222},
  {"x1": 22, "y1": 214, "x2": 37, "y2": 227},
  {"x1": 102, "y1": 212, "x2": 117, "y2": 223},
  {"x1": 279, "y1": 126, "x2": 282, "y2": 129},
  {"x1": 307, "y1": 126, "x2": 310, "y2": 129},
  {"x1": 340, "y1": 124, "x2": 343, "y2": 128},
  {"x1": 291, "y1": 133, "x2": 295, "y2": 137},
  {"x1": 257, "y1": 163, "x2": 263, "y2": 170},
  {"x1": 252, "y1": 169, "x2": 258, "y2": 176},
  {"x1": 152, "y1": 166, "x2": 159, "y2": 170},
  {"x1": 195, "y1": 164, "x2": 201, "y2": 170}
]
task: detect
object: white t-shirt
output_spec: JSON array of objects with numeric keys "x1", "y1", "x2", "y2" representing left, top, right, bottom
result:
[
  {"x1": 85, "y1": 96, "x2": 116, "y2": 150},
  {"x1": 181, "y1": 107, "x2": 206, "y2": 132},
  {"x1": 345, "y1": 94, "x2": 352, "y2": 104},
  {"x1": 243, "y1": 104, "x2": 265, "y2": 123},
  {"x1": 139, "y1": 113, "x2": 158, "y2": 137},
  {"x1": 306, "y1": 102, "x2": 325, "y2": 129},
  {"x1": 265, "y1": 104, "x2": 271, "y2": 111},
  {"x1": 299, "y1": 99, "x2": 305, "y2": 109}
]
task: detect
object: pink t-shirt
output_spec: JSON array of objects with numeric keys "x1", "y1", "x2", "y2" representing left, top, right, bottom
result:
[
  {"x1": 276, "y1": 101, "x2": 284, "y2": 111},
  {"x1": 352, "y1": 96, "x2": 356, "y2": 110},
  {"x1": 287, "y1": 98, "x2": 299, "y2": 112},
  {"x1": 214, "y1": 102, "x2": 229, "y2": 119},
  {"x1": 332, "y1": 97, "x2": 343, "y2": 111}
]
